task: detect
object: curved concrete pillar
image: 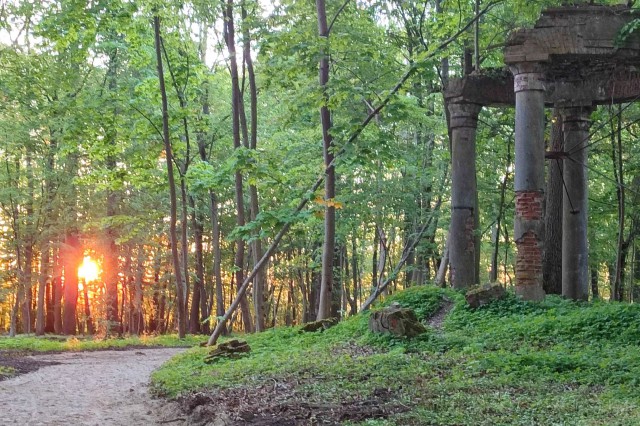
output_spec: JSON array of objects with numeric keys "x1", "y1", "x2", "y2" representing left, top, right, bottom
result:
[
  {"x1": 448, "y1": 101, "x2": 482, "y2": 289},
  {"x1": 511, "y1": 64, "x2": 546, "y2": 301},
  {"x1": 561, "y1": 106, "x2": 592, "y2": 301}
]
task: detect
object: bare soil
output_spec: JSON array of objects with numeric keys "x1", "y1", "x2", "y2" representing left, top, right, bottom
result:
[
  {"x1": 427, "y1": 299, "x2": 454, "y2": 330},
  {"x1": 0, "y1": 348, "x2": 186, "y2": 426},
  {"x1": 176, "y1": 381, "x2": 408, "y2": 426}
]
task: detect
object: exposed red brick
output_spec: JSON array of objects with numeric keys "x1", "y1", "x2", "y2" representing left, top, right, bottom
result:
[
  {"x1": 516, "y1": 231, "x2": 543, "y2": 288},
  {"x1": 516, "y1": 190, "x2": 544, "y2": 220}
]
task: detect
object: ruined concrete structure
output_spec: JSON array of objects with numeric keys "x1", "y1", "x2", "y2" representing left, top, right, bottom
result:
[{"x1": 445, "y1": 5, "x2": 640, "y2": 300}]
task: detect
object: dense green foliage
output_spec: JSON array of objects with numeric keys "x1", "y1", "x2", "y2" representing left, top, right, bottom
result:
[{"x1": 152, "y1": 286, "x2": 640, "y2": 425}]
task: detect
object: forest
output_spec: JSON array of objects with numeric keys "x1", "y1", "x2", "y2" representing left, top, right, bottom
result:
[{"x1": 1, "y1": 0, "x2": 640, "y2": 341}]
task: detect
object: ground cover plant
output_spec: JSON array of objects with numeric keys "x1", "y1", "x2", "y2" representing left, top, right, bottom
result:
[{"x1": 151, "y1": 286, "x2": 640, "y2": 425}]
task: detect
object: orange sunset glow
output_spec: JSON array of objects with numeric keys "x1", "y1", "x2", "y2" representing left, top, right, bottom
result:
[{"x1": 77, "y1": 256, "x2": 100, "y2": 282}]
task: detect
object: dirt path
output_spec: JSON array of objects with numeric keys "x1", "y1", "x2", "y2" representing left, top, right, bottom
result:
[{"x1": 0, "y1": 348, "x2": 186, "y2": 426}]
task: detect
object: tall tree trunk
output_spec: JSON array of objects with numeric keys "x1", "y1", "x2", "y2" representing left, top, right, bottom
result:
[
  {"x1": 21, "y1": 239, "x2": 33, "y2": 334},
  {"x1": 350, "y1": 234, "x2": 359, "y2": 315},
  {"x1": 149, "y1": 252, "x2": 162, "y2": 333},
  {"x1": 154, "y1": 15, "x2": 187, "y2": 338},
  {"x1": 316, "y1": 0, "x2": 336, "y2": 321},
  {"x1": 131, "y1": 245, "x2": 145, "y2": 335},
  {"x1": 241, "y1": 3, "x2": 266, "y2": 332},
  {"x1": 591, "y1": 267, "x2": 600, "y2": 300},
  {"x1": 44, "y1": 133, "x2": 58, "y2": 334},
  {"x1": 45, "y1": 270, "x2": 55, "y2": 333},
  {"x1": 612, "y1": 105, "x2": 625, "y2": 302},
  {"x1": 104, "y1": 49, "x2": 120, "y2": 335},
  {"x1": 62, "y1": 232, "x2": 81, "y2": 335},
  {"x1": 543, "y1": 110, "x2": 563, "y2": 294},
  {"x1": 53, "y1": 245, "x2": 63, "y2": 334},
  {"x1": 223, "y1": 0, "x2": 253, "y2": 333},
  {"x1": 189, "y1": 196, "x2": 205, "y2": 334},
  {"x1": 36, "y1": 244, "x2": 50, "y2": 335},
  {"x1": 162, "y1": 35, "x2": 194, "y2": 334},
  {"x1": 180, "y1": 178, "x2": 190, "y2": 321},
  {"x1": 195, "y1": 21, "x2": 214, "y2": 336},
  {"x1": 82, "y1": 278, "x2": 94, "y2": 335}
]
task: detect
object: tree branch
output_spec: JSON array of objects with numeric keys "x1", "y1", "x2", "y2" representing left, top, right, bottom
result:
[{"x1": 327, "y1": 0, "x2": 350, "y2": 36}]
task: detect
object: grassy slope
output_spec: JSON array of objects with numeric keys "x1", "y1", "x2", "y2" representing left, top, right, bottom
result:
[{"x1": 153, "y1": 287, "x2": 640, "y2": 425}]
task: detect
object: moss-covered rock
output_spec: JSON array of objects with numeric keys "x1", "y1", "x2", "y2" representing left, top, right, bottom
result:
[
  {"x1": 204, "y1": 339, "x2": 251, "y2": 363},
  {"x1": 299, "y1": 318, "x2": 338, "y2": 333},
  {"x1": 369, "y1": 303, "x2": 426, "y2": 337},
  {"x1": 465, "y1": 283, "x2": 506, "y2": 308}
]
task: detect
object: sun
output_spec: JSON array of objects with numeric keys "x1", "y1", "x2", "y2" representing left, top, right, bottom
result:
[{"x1": 78, "y1": 256, "x2": 100, "y2": 282}]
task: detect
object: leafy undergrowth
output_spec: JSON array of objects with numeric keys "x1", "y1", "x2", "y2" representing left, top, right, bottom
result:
[
  {"x1": 0, "y1": 334, "x2": 202, "y2": 353},
  {"x1": 152, "y1": 287, "x2": 640, "y2": 425}
]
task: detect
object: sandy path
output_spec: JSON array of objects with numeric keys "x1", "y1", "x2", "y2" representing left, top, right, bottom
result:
[{"x1": 0, "y1": 348, "x2": 186, "y2": 426}]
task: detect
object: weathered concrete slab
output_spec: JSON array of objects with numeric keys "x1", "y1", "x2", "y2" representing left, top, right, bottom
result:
[
  {"x1": 505, "y1": 5, "x2": 640, "y2": 70},
  {"x1": 446, "y1": 5, "x2": 640, "y2": 108},
  {"x1": 446, "y1": 69, "x2": 640, "y2": 107}
]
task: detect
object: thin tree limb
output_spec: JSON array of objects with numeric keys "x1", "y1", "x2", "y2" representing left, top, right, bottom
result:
[{"x1": 327, "y1": 0, "x2": 350, "y2": 36}]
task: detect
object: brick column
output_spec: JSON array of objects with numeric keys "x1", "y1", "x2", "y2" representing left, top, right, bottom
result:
[
  {"x1": 561, "y1": 106, "x2": 592, "y2": 301},
  {"x1": 511, "y1": 64, "x2": 546, "y2": 301},
  {"x1": 448, "y1": 101, "x2": 482, "y2": 289}
]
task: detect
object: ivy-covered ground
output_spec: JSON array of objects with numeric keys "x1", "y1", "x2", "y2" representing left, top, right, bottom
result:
[{"x1": 152, "y1": 287, "x2": 640, "y2": 425}]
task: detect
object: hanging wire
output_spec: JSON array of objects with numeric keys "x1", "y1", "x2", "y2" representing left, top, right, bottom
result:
[
  {"x1": 567, "y1": 113, "x2": 640, "y2": 156},
  {"x1": 561, "y1": 93, "x2": 640, "y2": 156},
  {"x1": 565, "y1": 156, "x2": 640, "y2": 200},
  {"x1": 556, "y1": 158, "x2": 578, "y2": 214}
]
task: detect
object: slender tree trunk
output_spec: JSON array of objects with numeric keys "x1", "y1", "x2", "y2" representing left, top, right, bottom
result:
[
  {"x1": 82, "y1": 279, "x2": 94, "y2": 335},
  {"x1": 241, "y1": 4, "x2": 266, "y2": 332},
  {"x1": 53, "y1": 245, "x2": 63, "y2": 334},
  {"x1": 212, "y1": 194, "x2": 225, "y2": 334},
  {"x1": 180, "y1": 178, "x2": 191, "y2": 320},
  {"x1": 104, "y1": 49, "x2": 120, "y2": 335},
  {"x1": 543, "y1": 110, "x2": 563, "y2": 294},
  {"x1": 350, "y1": 234, "x2": 359, "y2": 315},
  {"x1": 189, "y1": 196, "x2": 205, "y2": 334},
  {"x1": 150, "y1": 252, "x2": 162, "y2": 333},
  {"x1": 591, "y1": 267, "x2": 600, "y2": 300},
  {"x1": 62, "y1": 232, "x2": 81, "y2": 335},
  {"x1": 612, "y1": 105, "x2": 625, "y2": 302},
  {"x1": 154, "y1": 15, "x2": 187, "y2": 338},
  {"x1": 44, "y1": 134, "x2": 58, "y2": 334},
  {"x1": 162, "y1": 36, "x2": 194, "y2": 333},
  {"x1": 36, "y1": 244, "x2": 50, "y2": 335},
  {"x1": 224, "y1": 0, "x2": 253, "y2": 332},
  {"x1": 22, "y1": 241, "x2": 33, "y2": 334},
  {"x1": 316, "y1": 0, "x2": 336, "y2": 321},
  {"x1": 195, "y1": 21, "x2": 214, "y2": 336},
  {"x1": 131, "y1": 245, "x2": 144, "y2": 335},
  {"x1": 371, "y1": 226, "x2": 379, "y2": 294},
  {"x1": 45, "y1": 270, "x2": 55, "y2": 333}
]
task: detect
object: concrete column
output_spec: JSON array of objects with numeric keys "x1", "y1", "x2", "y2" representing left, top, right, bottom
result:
[
  {"x1": 561, "y1": 106, "x2": 592, "y2": 301},
  {"x1": 511, "y1": 64, "x2": 546, "y2": 301},
  {"x1": 448, "y1": 101, "x2": 482, "y2": 289}
]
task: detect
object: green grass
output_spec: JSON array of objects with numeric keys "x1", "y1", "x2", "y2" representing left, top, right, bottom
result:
[
  {"x1": 152, "y1": 286, "x2": 640, "y2": 425},
  {"x1": 0, "y1": 334, "x2": 203, "y2": 352},
  {"x1": 0, "y1": 365, "x2": 16, "y2": 378}
]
